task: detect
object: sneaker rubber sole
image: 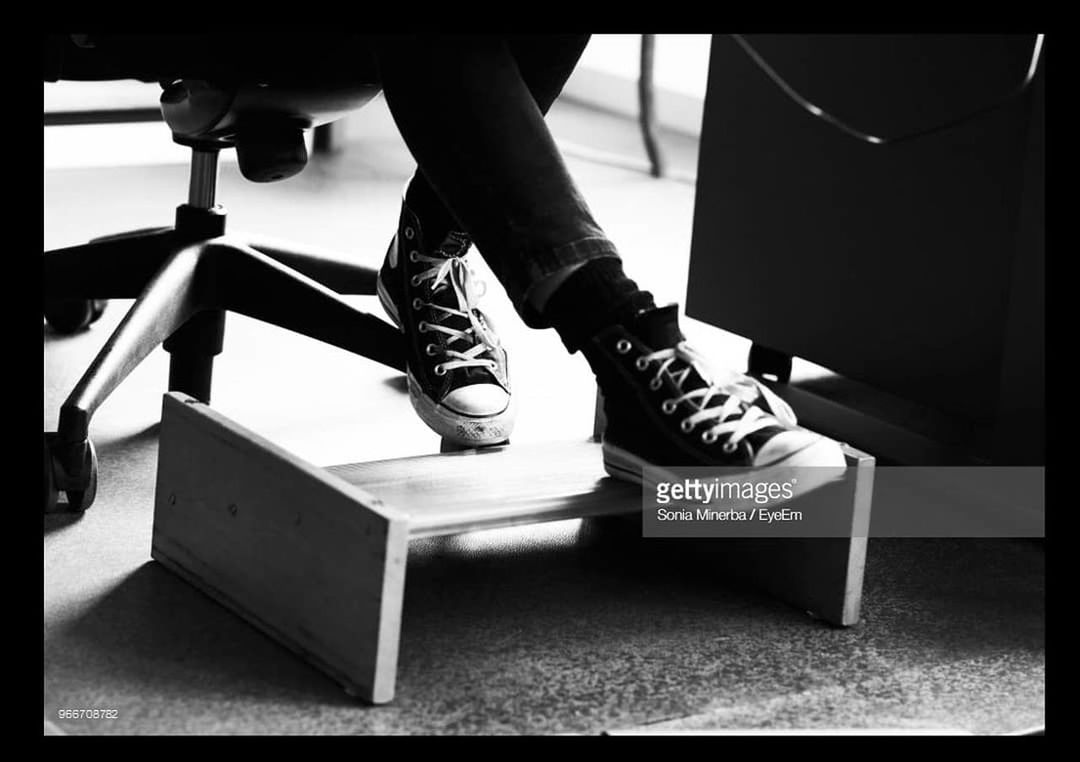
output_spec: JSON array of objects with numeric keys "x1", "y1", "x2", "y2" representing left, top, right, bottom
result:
[
  {"x1": 406, "y1": 369, "x2": 514, "y2": 446},
  {"x1": 377, "y1": 270, "x2": 515, "y2": 447}
]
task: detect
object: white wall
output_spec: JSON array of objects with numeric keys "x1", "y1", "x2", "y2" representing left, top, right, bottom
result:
[{"x1": 561, "y1": 34, "x2": 712, "y2": 137}]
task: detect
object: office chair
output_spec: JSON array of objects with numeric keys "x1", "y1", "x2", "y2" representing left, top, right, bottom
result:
[{"x1": 44, "y1": 77, "x2": 407, "y2": 514}]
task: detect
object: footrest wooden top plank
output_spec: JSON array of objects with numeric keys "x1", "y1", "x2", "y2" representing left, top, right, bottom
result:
[{"x1": 327, "y1": 442, "x2": 642, "y2": 539}]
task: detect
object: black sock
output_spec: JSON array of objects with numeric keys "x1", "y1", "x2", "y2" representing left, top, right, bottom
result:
[
  {"x1": 405, "y1": 173, "x2": 463, "y2": 246},
  {"x1": 542, "y1": 256, "x2": 656, "y2": 354}
]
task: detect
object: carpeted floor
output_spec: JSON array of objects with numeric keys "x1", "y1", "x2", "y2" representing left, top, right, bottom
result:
[{"x1": 43, "y1": 97, "x2": 1044, "y2": 735}]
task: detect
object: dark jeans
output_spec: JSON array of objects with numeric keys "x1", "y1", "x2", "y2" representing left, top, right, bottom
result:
[{"x1": 46, "y1": 33, "x2": 620, "y2": 327}]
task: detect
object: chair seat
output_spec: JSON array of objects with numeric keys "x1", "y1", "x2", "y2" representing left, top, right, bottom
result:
[
  {"x1": 161, "y1": 78, "x2": 382, "y2": 145},
  {"x1": 161, "y1": 78, "x2": 383, "y2": 182}
]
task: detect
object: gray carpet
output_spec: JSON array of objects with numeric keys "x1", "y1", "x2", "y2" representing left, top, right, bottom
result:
[{"x1": 44, "y1": 98, "x2": 1044, "y2": 735}]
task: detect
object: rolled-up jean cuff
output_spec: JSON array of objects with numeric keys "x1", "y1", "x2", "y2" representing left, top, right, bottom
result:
[{"x1": 513, "y1": 237, "x2": 621, "y2": 328}]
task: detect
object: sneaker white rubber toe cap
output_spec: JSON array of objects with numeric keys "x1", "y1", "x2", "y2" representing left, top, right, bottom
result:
[
  {"x1": 442, "y1": 384, "x2": 511, "y2": 417},
  {"x1": 753, "y1": 429, "x2": 846, "y2": 468}
]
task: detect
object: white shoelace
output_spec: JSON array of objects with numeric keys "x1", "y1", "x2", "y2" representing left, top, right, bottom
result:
[
  {"x1": 412, "y1": 252, "x2": 501, "y2": 374},
  {"x1": 639, "y1": 342, "x2": 798, "y2": 449}
]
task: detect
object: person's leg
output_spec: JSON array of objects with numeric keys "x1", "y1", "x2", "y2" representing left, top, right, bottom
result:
[
  {"x1": 393, "y1": 34, "x2": 605, "y2": 347},
  {"x1": 373, "y1": 34, "x2": 845, "y2": 478},
  {"x1": 372, "y1": 34, "x2": 649, "y2": 324},
  {"x1": 400, "y1": 34, "x2": 593, "y2": 258},
  {"x1": 372, "y1": 34, "x2": 655, "y2": 446}
]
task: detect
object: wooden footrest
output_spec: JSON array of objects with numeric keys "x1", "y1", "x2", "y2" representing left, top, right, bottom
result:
[
  {"x1": 327, "y1": 441, "x2": 641, "y2": 539},
  {"x1": 152, "y1": 392, "x2": 873, "y2": 704}
]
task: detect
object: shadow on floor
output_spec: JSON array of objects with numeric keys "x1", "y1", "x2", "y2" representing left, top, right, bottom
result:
[
  {"x1": 43, "y1": 324, "x2": 96, "y2": 345},
  {"x1": 46, "y1": 518, "x2": 801, "y2": 731},
  {"x1": 381, "y1": 374, "x2": 408, "y2": 394},
  {"x1": 97, "y1": 421, "x2": 161, "y2": 450},
  {"x1": 47, "y1": 561, "x2": 360, "y2": 709},
  {"x1": 45, "y1": 521, "x2": 1044, "y2": 733},
  {"x1": 44, "y1": 512, "x2": 84, "y2": 537}
]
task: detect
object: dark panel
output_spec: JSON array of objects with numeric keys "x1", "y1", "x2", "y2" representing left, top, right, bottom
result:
[
  {"x1": 687, "y1": 34, "x2": 1039, "y2": 425},
  {"x1": 992, "y1": 65, "x2": 1045, "y2": 466}
]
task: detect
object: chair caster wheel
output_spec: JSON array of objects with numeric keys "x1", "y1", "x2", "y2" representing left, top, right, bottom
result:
[
  {"x1": 748, "y1": 343, "x2": 793, "y2": 384},
  {"x1": 43, "y1": 434, "x2": 98, "y2": 513},
  {"x1": 44, "y1": 299, "x2": 107, "y2": 335}
]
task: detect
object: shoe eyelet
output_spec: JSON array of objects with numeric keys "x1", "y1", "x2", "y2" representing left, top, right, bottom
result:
[
  {"x1": 409, "y1": 251, "x2": 419, "y2": 262},
  {"x1": 661, "y1": 400, "x2": 677, "y2": 415},
  {"x1": 635, "y1": 357, "x2": 650, "y2": 371},
  {"x1": 425, "y1": 343, "x2": 438, "y2": 356},
  {"x1": 487, "y1": 361, "x2": 499, "y2": 371},
  {"x1": 648, "y1": 377, "x2": 662, "y2": 391},
  {"x1": 404, "y1": 227, "x2": 415, "y2": 240},
  {"x1": 412, "y1": 298, "x2": 424, "y2": 310},
  {"x1": 720, "y1": 439, "x2": 737, "y2": 452},
  {"x1": 680, "y1": 419, "x2": 694, "y2": 433},
  {"x1": 433, "y1": 364, "x2": 447, "y2": 376},
  {"x1": 410, "y1": 275, "x2": 422, "y2": 287},
  {"x1": 615, "y1": 339, "x2": 632, "y2": 354},
  {"x1": 417, "y1": 321, "x2": 429, "y2": 333}
]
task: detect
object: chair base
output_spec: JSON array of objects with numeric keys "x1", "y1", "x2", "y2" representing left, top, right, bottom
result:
[{"x1": 43, "y1": 202, "x2": 404, "y2": 513}]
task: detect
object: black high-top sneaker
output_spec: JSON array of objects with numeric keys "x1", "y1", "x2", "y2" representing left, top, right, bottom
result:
[
  {"x1": 584, "y1": 305, "x2": 846, "y2": 504},
  {"x1": 376, "y1": 198, "x2": 514, "y2": 447}
]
